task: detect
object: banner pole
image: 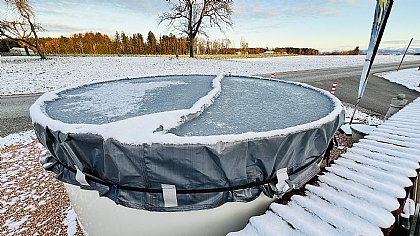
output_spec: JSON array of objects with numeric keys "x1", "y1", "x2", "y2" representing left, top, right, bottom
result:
[
  {"x1": 349, "y1": 99, "x2": 361, "y2": 125},
  {"x1": 397, "y1": 37, "x2": 414, "y2": 71}
]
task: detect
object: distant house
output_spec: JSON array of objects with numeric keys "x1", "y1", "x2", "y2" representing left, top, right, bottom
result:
[
  {"x1": 9, "y1": 47, "x2": 35, "y2": 56},
  {"x1": 262, "y1": 50, "x2": 274, "y2": 55}
]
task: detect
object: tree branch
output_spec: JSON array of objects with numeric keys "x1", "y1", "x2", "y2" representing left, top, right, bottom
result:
[{"x1": 159, "y1": 0, "x2": 233, "y2": 57}]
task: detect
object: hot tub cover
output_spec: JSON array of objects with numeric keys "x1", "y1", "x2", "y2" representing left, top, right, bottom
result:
[{"x1": 31, "y1": 74, "x2": 344, "y2": 212}]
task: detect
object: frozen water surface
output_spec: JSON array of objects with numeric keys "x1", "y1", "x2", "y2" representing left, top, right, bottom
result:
[
  {"x1": 174, "y1": 76, "x2": 334, "y2": 136},
  {"x1": 45, "y1": 75, "x2": 214, "y2": 124},
  {"x1": 43, "y1": 75, "x2": 335, "y2": 136}
]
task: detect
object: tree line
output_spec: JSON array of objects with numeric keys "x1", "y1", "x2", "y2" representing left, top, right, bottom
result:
[
  {"x1": 0, "y1": 1, "x2": 322, "y2": 58},
  {"x1": 0, "y1": 31, "x2": 320, "y2": 56},
  {"x1": 323, "y1": 47, "x2": 360, "y2": 55},
  {"x1": 39, "y1": 31, "x2": 189, "y2": 55},
  {"x1": 1, "y1": 0, "x2": 235, "y2": 58}
]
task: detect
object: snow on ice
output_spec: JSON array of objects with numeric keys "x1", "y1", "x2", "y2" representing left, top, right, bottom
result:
[{"x1": 29, "y1": 74, "x2": 344, "y2": 145}]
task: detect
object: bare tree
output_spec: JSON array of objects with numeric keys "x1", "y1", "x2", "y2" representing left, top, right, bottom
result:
[
  {"x1": 159, "y1": 0, "x2": 233, "y2": 58},
  {"x1": 240, "y1": 37, "x2": 248, "y2": 54},
  {"x1": 0, "y1": 0, "x2": 46, "y2": 59}
]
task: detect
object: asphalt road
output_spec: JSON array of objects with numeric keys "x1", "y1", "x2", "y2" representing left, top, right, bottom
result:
[
  {"x1": 1, "y1": 60, "x2": 420, "y2": 137},
  {"x1": 261, "y1": 60, "x2": 420, "y2": 116},
  {"x1": 0, "y1": 93, "x2": 41, "y2": 137}
]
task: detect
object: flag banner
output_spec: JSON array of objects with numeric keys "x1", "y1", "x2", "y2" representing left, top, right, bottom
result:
[{"x1": 357, "y1": 0, "x2": 394, "y2": 99}]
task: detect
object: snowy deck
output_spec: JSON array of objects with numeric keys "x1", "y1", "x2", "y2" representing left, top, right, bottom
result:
[{"x1": 229, "y1": 97, "x2": 420, "y2": 236}]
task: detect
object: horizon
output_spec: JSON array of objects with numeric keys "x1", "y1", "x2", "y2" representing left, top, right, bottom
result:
[{"x1": 1, "y1": 0, "x2": 419, "y2": 52}]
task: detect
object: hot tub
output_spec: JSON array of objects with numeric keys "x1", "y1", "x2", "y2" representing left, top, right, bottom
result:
[{"x1": 30, "y1": 74, "x2": 344, "y2": 235}]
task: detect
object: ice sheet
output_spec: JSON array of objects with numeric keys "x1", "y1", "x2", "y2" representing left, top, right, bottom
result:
[
  {"x1": 45, "y1": 75, "x2": 214, "y2": 124},
  {"x1": 173, "y1": 76, "x2": 334, "y2": 136},
  {"x1": 31, "y1": 74, "x2": 343, "y2": 145}
]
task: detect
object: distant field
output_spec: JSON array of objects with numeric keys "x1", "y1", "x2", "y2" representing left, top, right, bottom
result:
[
  {"x1": 39, "y1": 53, "x2": 298, "y2": 59},
  {"x1": 1, "y1": 54, "x2": 419, "y2": 96}
]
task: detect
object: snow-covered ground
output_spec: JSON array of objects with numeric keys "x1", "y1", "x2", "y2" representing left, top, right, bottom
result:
[
  {"x1": 377, "y1": 67, "x2": 420, "y2": 92},
  {"x1": 1, "y1": 55, "x2": 419, "y2": 95},
  {"x1": 343, "y1": 106, "x2": 383, "y2": 126}
]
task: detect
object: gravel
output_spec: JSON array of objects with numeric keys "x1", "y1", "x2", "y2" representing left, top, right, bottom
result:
[{"x1": 0, "y1": 137, "x2": 83, "y2": 235}]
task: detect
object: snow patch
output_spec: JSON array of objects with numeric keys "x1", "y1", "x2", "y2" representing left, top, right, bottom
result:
[
  {"x1": 344, "y1": 106, "x2": 383, "y2": 126},
  {"x1": 63, "y1": 207, "x2": 78, "y2": 236},
  {"x1": 0, "y1": 130, "x2": 36, "y2": 149},
  {"x1": 350, "y1": 124, "x2": 376, "y2": 135},
  {"x1": 3, "y1": 215, "x2": 30, "y2": 231},
  {"x1": 377, "y1": 68, "x2": 420, "y2": 92}
]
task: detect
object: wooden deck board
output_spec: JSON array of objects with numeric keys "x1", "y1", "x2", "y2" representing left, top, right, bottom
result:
[{"x1": 229, "y1": 97, "x2": 420, "y2": 236}]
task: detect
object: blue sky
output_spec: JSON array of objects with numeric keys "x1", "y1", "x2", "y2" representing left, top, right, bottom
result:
[{"x1": 1, "y1": 0, "x2": 419, "y2": 51}]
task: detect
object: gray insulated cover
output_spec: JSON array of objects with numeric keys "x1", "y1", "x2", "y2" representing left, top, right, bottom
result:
[{"x1": 30, "y1": 74, "x2": 345, "y2": 212}]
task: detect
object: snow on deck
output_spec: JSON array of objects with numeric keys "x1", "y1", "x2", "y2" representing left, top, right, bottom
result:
[{"x1": 229, "y1": 97, "x2": 420, "y2": 236}]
